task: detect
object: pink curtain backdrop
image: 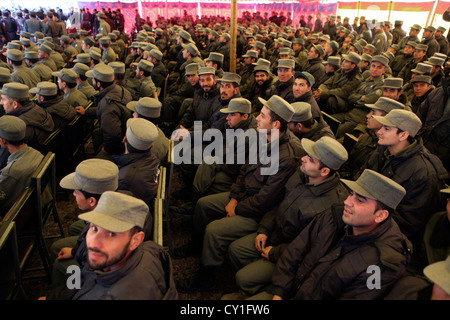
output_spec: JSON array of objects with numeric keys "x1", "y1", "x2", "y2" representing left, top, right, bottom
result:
[{"x1": 77, "y1": 1, "x2": 338, "y2": 33}]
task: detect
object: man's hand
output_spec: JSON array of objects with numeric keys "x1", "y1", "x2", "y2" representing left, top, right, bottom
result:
[
  {"x1": 225, "y1": 198, "x2": 238, "y2": 217},
  {"x1": 261, "y1": 245, "x2": 272, "y2": 260},
  {"x1": 57, "y1": 247, "x2": 73, "y2": 260},
  {"x1": 75, "y1": 106, "x2": 85, "y2": 115},
  {"x1": 272, "y1": 295, "x2": 283, "y2": 300},
  {"x1": 255, "y1": 233, "x2": 268, "y2": 252},
  {"x1": 313, "y1": 88, "x2": 322, "y2": 101}
]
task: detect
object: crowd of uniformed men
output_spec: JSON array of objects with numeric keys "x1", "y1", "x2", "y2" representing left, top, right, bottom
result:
[{"x1": 0, "y1": 7, "x2": 450, "y2": 300}]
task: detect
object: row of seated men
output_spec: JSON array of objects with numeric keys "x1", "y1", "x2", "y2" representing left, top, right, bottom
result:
[
  {"x1": 144, "y1": 16, "x2": 450, "y2": 299},
  {"x1": 0, "y1": 14, "x2": 449, "y2": 300}
]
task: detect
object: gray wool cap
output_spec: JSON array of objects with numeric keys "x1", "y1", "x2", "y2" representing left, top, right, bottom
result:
[
  {"x1": 72, "y1": 63, "x2": 91, "y2": 76},
  {"x1": 365, "y1": 97, "x2": 406, "y2": 113},
  {"x1": 6, "y1": 42, "x2": 21, "y2": 50},
  {"x1": 149, "y1": 49, "x2": 163, "y2": 61},
  {"x1": 342, "y1": 52, "x2": 361, "y2": 65},
  {"x1": 83, "y1": 36, "x2": 96, "y2": 47},
  {"x1": 182, "y1": 42, "x2": 199, "y2": 56},
  {"x1": 127, "y1": 97, "x2": 162, "y2": 118},
  {"x1": 21, "y1": 38, "x2": 31, "y2": 46},
  {"x1": 312, "y1": 44, "x2": 324, "y2": 56},
  {"x1": 74, "y1": 53, "x2": 91, "y2": 64},
  {"x1": 258, "y1": 95, "x2": 295, "y2": 122},
  {"x1": 423, "y1": 255, "x2": 450, "y2": 296},
  {"x1": 29, "y1": 81, "x2": 58, "y2": 96},
  {"x1": 0, "y1": 82, "x2": 29, "y2": 99},
  {"x1": 252, "y1": 58, "x2": 271, "y2": 68},
  {"x1": 0, "y1": 67, "x2": 11, "y2": 83},
  {"x1": 382, "y1": 77, "x2": 403, "y2": 89},
  {"x1": 88, "y1": 47, "x2": 102, "y2": 61},
  {"x1": 99, "y1": 37, "x2": 110, "y2": 45},
  {"x1": 371, "y1": 55, "x2": 389, "y2": 68},
  {"x1": 242, "y1": 50, "x2": 258, "y2": 59},
  {"x1": 185, "y1": 63, "x2": 199, "y2": 76},
  {"x1": 295, "y1": 71, "x2": 315, "y2": 87},
  {"x1": 60, "y1": 35, "x2": 70, "y2": 43},
  {"x1": 411, "y1": 62, "x2": 433, "y2": 75},
  {"x1": 276, "y1": 58, "x2": 295, "y2": 69},
  {"x1": 279, "y1": 47, "x2": 292, "y2": 56},
  {"x1": 411, "y1": 75, "x2": 432, "y2": 85},
  {"x1": 198, "y1": 66, "x2": 216, "y2": 76},
  {"x1": 59, "y1": 158, "x2": 119, "y2": 194},
  {"x1": 220, "y1": 98, "x2": 251, "y2": 114},
  {"x1": 137, "y1": 59, "x2": 154, "y2": 72},
  {"x1": 126, "y1": 117, "x2": 159, "y2": 151},
  {"x1": 85, "y1": 64, "x2": 115, "y2": 82},
  {"x1": 178, "y1": 30, "x2": 192, "y2": 41},
  {"x1": 3, "y1": 49, "x2": 24, "y2": 61},
  {"x1": 24, "y1": 50, "x2": 39, "y2": 60},
  {"x1": 206, "y1": 52, "x2": 224, "y2": 63},
  {"x1": 426, "y1": 56, "x2": 445, "y2": 67},
  {"x1": 415, "y1": 43, "x2": 428, "y2": 52},
  {"x1": 254, "y1": 41, "x2": 266, "y2": 50},
  {"x1": 78, "y1": 191, "x2": 149, "y2": 233},
  {"x1": 108, "y1": 61, "x2": 126, "y2": 74},
  {"x1": 373, "y1": 109, "x2": 422, "y2": 138},
  {"x1": 0, "y1": 115, "x2": 26, "y2": 141},
  {"x1": 301, "y1": 136, "x2": 348, "y2": 170},
  {"x1": 341, "y1": 169, "x2": 406, "y2": 209},
  {"x1": 290, "y1": 102, "x2": 313, "y2": 123},
  {"x1": 364, "y1": 44, "x2": 376, "y2": 52},
  {"x1": 217, "y1": 72, "x2": 241, "y2": 85},
  {"x1": 52, "y1": 68, "x2": 79, "y2": 84},
  {"x1": 323, "y1": 56, "x2": 341, "y2": 67}
]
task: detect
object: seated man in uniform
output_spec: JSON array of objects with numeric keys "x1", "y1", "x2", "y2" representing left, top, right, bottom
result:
[
  {"x1": 224, "y1": 136, "x2": 349, "y2": 299},
  {"x1": 44, "y1": 191, "x2": 178, "y2": 300},
  {"x1": 250, "y1": 169, "x2": 412, "y2": 300},
  {"x1": 53, "y1": 68, "x2": 89, "y2": 108},
  {"x1": 175, "y1": 95, "x2": 303, "y2": 293},
  {"x1": 0, "y1": 116, "x2": 44, "y2": 215}
]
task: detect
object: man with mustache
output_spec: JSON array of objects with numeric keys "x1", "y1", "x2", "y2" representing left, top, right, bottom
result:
[
  {"x1": 171, "y1": 71, "x2": 242, "y2": 201},
  {"x1": 49, "y1": 158, "x2": 120, "y2": 288},
  {"x1": 45, "y1": 191, "x2": 178, "y2": 300},
  {"x1": 243, "y1": 63, "x2": 275, "y2": 116}
]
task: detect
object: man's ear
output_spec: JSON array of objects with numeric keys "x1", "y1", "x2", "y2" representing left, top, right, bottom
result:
[
  {"x1": 88, "y1": 197, "x2": 99, "y2": 209},
  {"x1": 374, "y1": 209, "x2": 389, "y2": 224},
  {"x1": 398, "y1": 130, "x2": 410, "y2": 142},
  {"x1": 129, "y1": 231, "x2": 145, "y2": 251},
  {"x1": 320, "y1": 166, "x2": 331, "y2": 178}
]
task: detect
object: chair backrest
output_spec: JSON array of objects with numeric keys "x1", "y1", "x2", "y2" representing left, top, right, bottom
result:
[
  {"x1": 1, "y1": 186, "x2": 40, "y2": 278},
  {"x1": 0, "y1": 221, "x2": 25, "y2": 300},
  {"x1": 41, "y1": 128, "x2": 62, "y2": 155},
  {"x1": 343, "y1": 133, "x2": 359, "y2": 153},
  {"x1": 321, "y1": 111, "x2": 341, "y2": 135},
  {"x1": 1, "y1": 187, "x2": 36, "y2": 236},
  {"x1": 31, "y1": 152, "x2": 57, "y2": 227}
]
